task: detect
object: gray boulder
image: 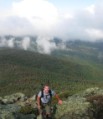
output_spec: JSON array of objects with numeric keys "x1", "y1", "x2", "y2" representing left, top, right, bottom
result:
[
  {"x1": 0, "y1": 87, "x2": 103, "y2": 119},
  {"x1": 55, "y1": 87, "x2": 103, "y2": 119},
  {"x1": 2, "y1": 93, "x2": 26, "y2": 104}
]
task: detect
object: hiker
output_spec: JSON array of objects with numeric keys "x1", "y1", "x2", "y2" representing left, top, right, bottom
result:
[{"x1": 37, "y1": 85, "x2": 62, "y2": 119}]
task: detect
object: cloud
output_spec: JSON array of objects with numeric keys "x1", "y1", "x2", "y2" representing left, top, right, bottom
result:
[
  {"x1": 0, "y1": 36, "x2": 31, "y2": 50},
  {"x1": 0, "y1": 37, "x2": 14, "y2": 48},
  {"x1": 36, "y1": 36, "x2": 57, "y2": 54},
  {"x1": 0, "y1": 16, "x2": 35, "y2": 36},
  {"x1": 0, "y1": 0, "x2": 103, "y2": 42},
  {"x1": 0, "y1": 0, "x2": 73, "y2": 38},
  {"x1": 7, "y1": 38, "x2": 15, "y2": 48},
  {"x1": 70, "y1": 1, "x2": 103, "y2": 40},
  {"x1": 12, "y1": 0, "x2": 59, "y2": 34},
  {"x1": 21, "y1": 37, "x2": 31, "y2": 50},
  {"x1": 85, "y1": 4, "x2": 95, "y2": 15},
  {"x1": 86, "y1": 28, "x2": 103, "y2": 40},
  {"x1": 0, "y1": 37, "x2": 8, "y2": 47}
]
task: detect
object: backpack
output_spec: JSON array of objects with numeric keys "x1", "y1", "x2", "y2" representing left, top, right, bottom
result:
[
  {"x1": 40, "y1": 88, "x2": 52, "y2": 98},
  {"x1": 35, "y1": 86, "x2": 52, "y2": 102}
]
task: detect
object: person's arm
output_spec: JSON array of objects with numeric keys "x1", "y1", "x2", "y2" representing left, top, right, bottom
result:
[
  {"x1": 37, "y1": 91, "x2": 42, "y2": 109},
  {"x1": 37, "y1": 96, "x2": 41, "y2": 108},
  {"x1": 55, "y1": 93, "x2": 62, "y2": 105},
  {"x1": 37, "y1": 96, "x2": 40, "y2": 106}
]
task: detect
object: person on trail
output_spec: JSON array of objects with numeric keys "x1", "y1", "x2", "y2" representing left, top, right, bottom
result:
[{"x1": 37, "y1": 85, "x2": 62, "y2": 119}]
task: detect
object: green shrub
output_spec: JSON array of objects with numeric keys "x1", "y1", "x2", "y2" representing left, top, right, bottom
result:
[
  {"x1": 19, "y1": 105, "x2": 36, "y2": 115},
  {"x1": 58, "y1": 91, "x2": 70, "y2": 99},
  {"x1": 87, "y1": 95, "x2": 103, "y2": 119}
]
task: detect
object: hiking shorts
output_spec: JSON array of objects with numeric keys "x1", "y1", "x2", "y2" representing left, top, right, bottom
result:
[{"x1": 41, "y1": 102, "x2": 51, "y2": 114}]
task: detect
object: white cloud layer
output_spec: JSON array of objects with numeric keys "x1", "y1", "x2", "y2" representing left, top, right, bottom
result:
[
  {"x1": 0, "y1": 0, "x2": 103, "y2": 41},
  {"x1": 36, "y1": 36, "x2": 57, "y2": 54},
  {"x1": 21, "y1": 37, "x2": 31, "y2": 50},
  {"x1": 12, "y1": 0, "x2": 59, "y2": 36}
]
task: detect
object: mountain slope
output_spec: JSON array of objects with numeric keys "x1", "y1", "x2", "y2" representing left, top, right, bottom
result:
[
  {"x1": 52, "y1": 40, "x2": 103, "y2": 65},
  {"x1": 0, "y1": 48, "x2": 103, "y2": 96}
]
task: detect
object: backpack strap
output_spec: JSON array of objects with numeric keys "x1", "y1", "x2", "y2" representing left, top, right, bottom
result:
[
  {"x1": 49, "y1": 89, "x2": 52, "y2": 98},
  {"x1": 41, "y1": 89, "x2": 44, "y2": 98}
]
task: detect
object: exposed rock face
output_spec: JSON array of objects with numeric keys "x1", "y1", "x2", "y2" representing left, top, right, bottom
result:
[
  {"x1": 0, "y1": 93, "x2": 36, "y2": 119},
  {"x1": 0, "y1": 104, "x2": 20, "y2": 119},
  {"x1": 0, "y1": 87, "x2": 103, "y2": 119},
  {"x1": 1, "y1": 93, "x2": 26, "y2": 104},
  {"x1": 55, "y1": 87, "x2": 103, "y2": 119}
]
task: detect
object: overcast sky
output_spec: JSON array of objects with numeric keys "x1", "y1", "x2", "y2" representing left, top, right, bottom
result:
[{"x1": 0, "y1": 0, "x2": 103, "y2": 41}]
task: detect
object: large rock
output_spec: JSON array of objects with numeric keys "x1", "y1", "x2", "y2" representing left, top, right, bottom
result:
[
  {"x1": 3, "y1": 93, "x2": 26, "y2": 104},
  {"x1": 0, "y1": 104, "x2": 36, "y2": 119},
  {"x1": 0, "y1": 111, "x2": 15, "y2": 119},
  {"x1": 0, "y1": 93, "x2": 36, "y2": 119},
  {"x1": 55, "y1": 87, "x2": 103, "y2": 119},
  {"x1": 13, "y1": 113, "x2": 36, "y2": 119},
  {"x1": 0, "y1": 104, "x2": 20, "y2": 119},
  {"x1": 55, "y1": 98, "x2": 92, "y2": 119},
  {"x1": 0, "y1": 87, "x2": 103, "y2": 119}
]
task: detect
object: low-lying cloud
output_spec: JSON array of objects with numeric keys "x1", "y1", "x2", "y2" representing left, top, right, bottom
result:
[
  {"x1": 0, "y1": 36, "x2": 31, "y2": 50},
  {"x1": 0, "y1": 35, "x2": 66, "y2": 54},
  {"x1": 36, "y1": 36, "x2": 57, "y2": 54}
]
